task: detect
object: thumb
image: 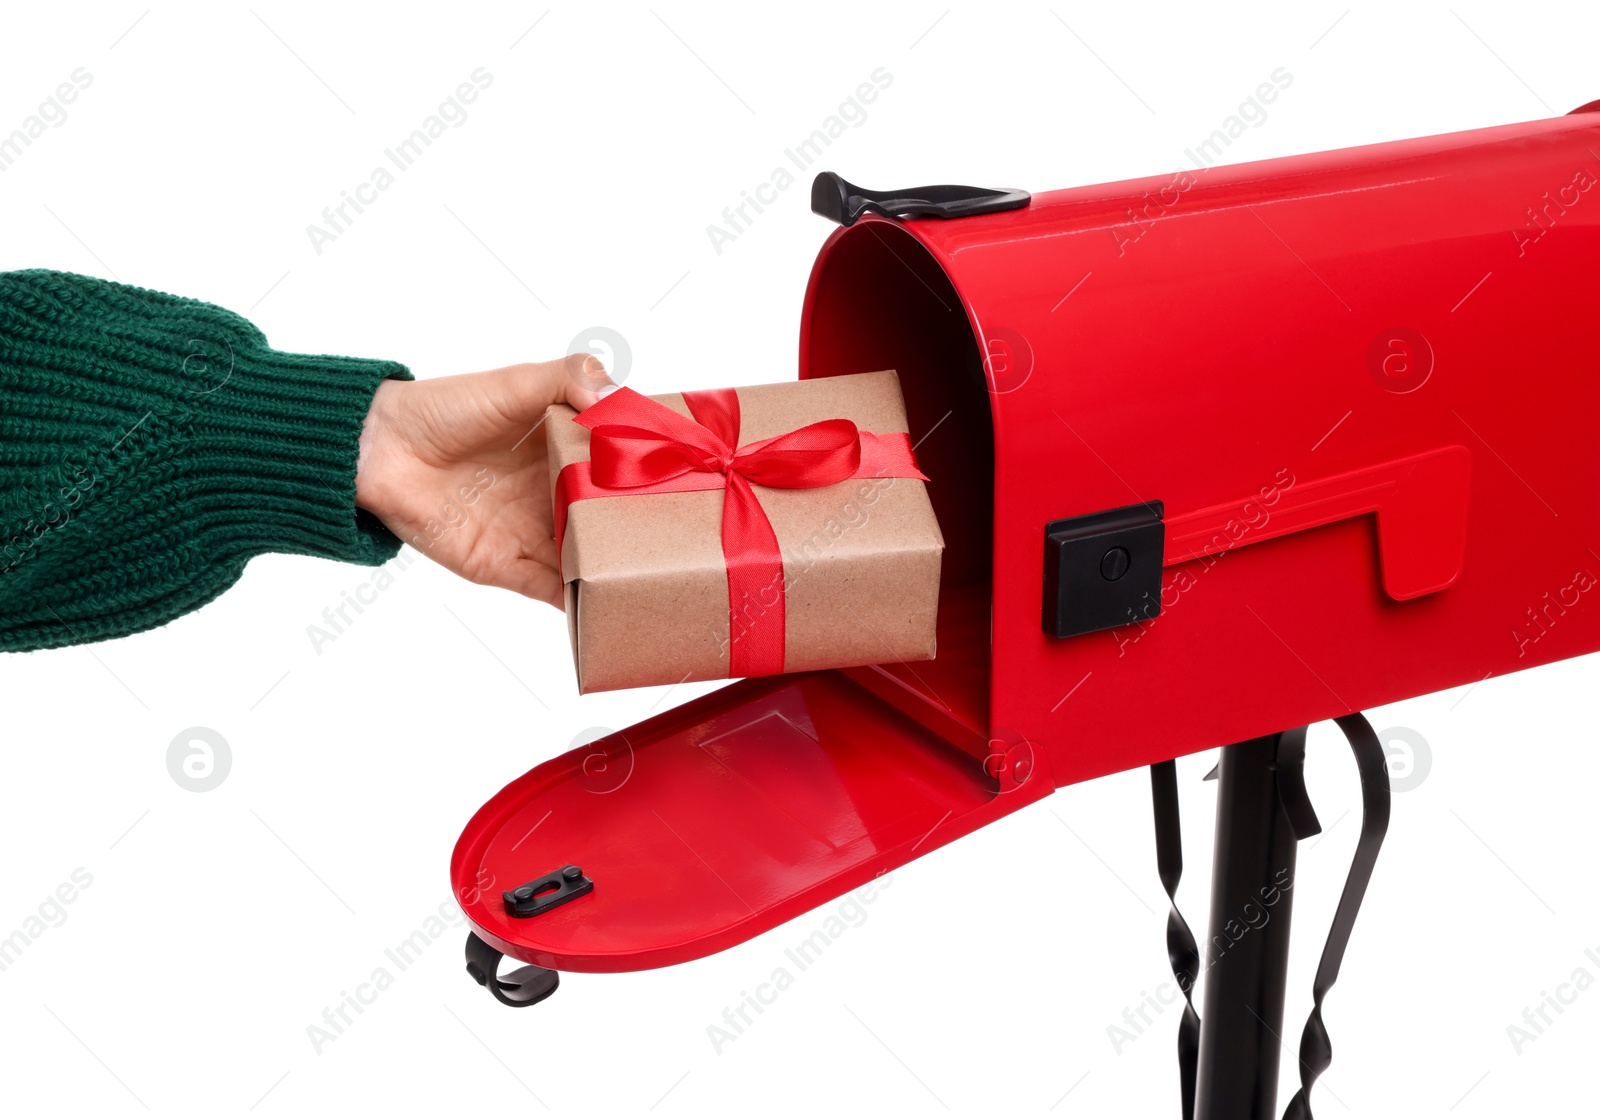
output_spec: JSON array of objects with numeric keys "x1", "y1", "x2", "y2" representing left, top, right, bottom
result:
[
  {"x1": 488, "y1": 355, "x2": 618, "y2": 427},
  {"x1": 558, "y1": 352, "x2": 618, "y2": 412}
]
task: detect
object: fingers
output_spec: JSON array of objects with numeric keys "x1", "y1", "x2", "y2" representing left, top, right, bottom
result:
[{"x1": 492, "y1": 557, "x2": 566, "y2": 609}]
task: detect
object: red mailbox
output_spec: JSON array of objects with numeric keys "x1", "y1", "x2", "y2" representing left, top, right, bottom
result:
[{"x1": 454, "y1": 104, "x2": 1600, "y2": 1116}]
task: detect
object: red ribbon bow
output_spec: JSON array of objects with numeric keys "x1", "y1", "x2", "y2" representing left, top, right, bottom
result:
[{"x1": 552, "y1": 385, "x2": 928, "y2": 678}]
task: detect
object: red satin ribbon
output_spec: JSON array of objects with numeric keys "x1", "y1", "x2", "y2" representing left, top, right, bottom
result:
[{"x1": 552, "y1": 386, "x2": 928, "y2": 678}]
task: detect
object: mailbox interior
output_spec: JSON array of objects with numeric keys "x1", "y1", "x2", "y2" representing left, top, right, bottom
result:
[{"x1": 799, "y1": 219, "x2": 997, "y2": 762}]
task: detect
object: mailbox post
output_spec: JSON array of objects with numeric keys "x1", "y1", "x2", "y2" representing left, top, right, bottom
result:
[{"x1": 1194, "y1": 730, "x2": 1306, "y2": 1120}]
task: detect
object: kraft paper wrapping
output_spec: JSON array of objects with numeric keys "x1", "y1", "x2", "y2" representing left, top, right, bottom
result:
[{"x1": 546, "y1": 370, "x2": 945, "y2": 693}]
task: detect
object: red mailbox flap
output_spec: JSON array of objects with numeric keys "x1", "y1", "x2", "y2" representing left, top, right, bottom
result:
[
  {"x1": 452, "y1": 671, "x2": 1047, "y2": 972},
  {"x1": 1164, "y1": 446, "x2": 1473, "y2": 601}
]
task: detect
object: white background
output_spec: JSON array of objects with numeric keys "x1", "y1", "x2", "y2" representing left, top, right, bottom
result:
[{"x1": 3, "y1": 2, "x2": 1598, "y2": 1116}]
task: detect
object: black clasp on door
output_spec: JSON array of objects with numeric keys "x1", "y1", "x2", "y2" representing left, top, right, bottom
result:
[{"x1": 811, "y1": 172, "x2": 1030, "y2": 226}]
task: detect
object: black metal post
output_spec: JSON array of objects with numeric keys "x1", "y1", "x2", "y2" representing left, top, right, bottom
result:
[{"x1": 1193, "y1": 728, "x2": 1306, "y2": 1120}]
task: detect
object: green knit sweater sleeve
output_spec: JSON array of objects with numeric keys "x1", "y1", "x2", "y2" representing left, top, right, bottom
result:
[{"x1": 0, "y1": 268, "x2": 414, "y2": 652}]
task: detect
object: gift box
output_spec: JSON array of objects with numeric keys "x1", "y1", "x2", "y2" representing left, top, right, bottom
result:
[{"x1": 546, "y1": 370, "x2": 944, "y2": 693}]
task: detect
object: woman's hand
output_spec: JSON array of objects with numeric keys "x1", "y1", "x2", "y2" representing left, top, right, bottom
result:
[{"x1": 354, "y1": 355, "x2": 615, "y2": 608}]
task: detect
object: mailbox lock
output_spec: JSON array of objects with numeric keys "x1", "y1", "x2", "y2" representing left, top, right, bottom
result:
[{"x1": 1043, "y1": 502, "x2": 1165, "y2": 639}]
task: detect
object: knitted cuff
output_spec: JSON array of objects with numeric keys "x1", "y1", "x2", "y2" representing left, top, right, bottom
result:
[{"x1": 195, "y1": 342, "x2": 413, "y2": 566}]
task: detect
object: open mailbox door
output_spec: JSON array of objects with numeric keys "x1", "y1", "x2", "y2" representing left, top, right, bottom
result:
[{"x1": 453, "y1": 671, "x2": 1043, "y2": 978}]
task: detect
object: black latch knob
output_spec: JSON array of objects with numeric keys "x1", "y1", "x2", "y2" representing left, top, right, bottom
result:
[{"x1": 1100, "y1": 546, "x2": 1132, "y2": 581}]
